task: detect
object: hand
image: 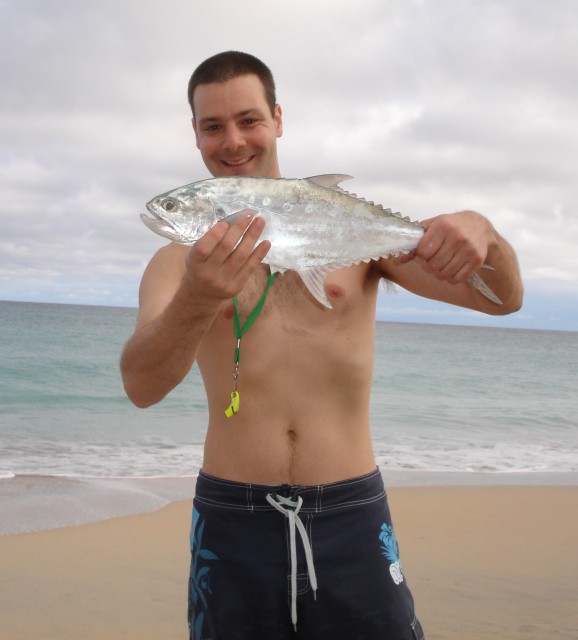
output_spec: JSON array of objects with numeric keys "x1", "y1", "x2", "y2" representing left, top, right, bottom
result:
[
  {"x1": 183, "y1": 210, "x2": 271, "y2": 302},
  {"x1": 410, "y1": 211, "x2": 495, "y2": 284}
]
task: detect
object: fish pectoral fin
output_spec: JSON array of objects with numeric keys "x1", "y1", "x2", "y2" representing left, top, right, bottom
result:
[
  {"x1": 222, "y1": 209, "x2": 257, "y2": 226},
  {"x1": 299, "y1": 260, "x2": 363, "y2": 308},
  {"x1": 298, "y1": 268, "x2": 333, "y2": 308},
  {"x1": 304, "y1": 174, "x2": 354, "y2": 192},
  {"x1": 297, "y1": 262, "x2": 356, "y2": 309}
]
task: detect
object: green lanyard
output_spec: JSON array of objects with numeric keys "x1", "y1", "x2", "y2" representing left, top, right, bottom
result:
[{"x1": 225, "y1": 272, "x2": 277, "y2": 418}]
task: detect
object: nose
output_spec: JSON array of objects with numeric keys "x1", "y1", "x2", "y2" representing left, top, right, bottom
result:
[{"x1": 222, "y1": 124, "x2": 246, "y2": 151}]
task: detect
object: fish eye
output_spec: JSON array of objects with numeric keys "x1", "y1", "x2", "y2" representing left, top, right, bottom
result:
[{"x1": 162, "y1": 198, "x2": 177, "y2": 211}]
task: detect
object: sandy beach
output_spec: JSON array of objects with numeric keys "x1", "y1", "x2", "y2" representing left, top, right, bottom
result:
[{"x1": 1, "y1": 484, "x2": 577, "y2": 640}]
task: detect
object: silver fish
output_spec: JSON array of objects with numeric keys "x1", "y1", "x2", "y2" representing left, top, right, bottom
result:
[{"x1": 142, "y1": 174, "x2": 501, "y2": 308}]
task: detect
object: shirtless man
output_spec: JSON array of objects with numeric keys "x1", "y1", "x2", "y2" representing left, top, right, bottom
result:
[{"x1": 121, "y1": 51, "x2": 523, "y2": 640}]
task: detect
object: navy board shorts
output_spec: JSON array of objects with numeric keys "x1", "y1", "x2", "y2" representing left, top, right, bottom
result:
[{"x1": 189, "y1": 467, "x2": 425, "y2": 640}]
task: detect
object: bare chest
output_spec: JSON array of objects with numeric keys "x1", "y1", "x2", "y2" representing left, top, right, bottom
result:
[{"x1": 223, "y1": 265, "x2": 372, "y2": 326}]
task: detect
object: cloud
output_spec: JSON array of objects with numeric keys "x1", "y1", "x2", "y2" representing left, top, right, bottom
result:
[{"x1": 0, "y1": 0, "x2": 577, "y2": 328}]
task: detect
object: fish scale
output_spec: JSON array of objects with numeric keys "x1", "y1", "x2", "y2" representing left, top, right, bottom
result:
[{"x1": 142, "y1": 174, "x2": 501, "y2": 308}]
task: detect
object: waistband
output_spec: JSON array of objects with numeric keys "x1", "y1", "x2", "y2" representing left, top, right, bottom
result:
[{"x1": 194, "y1": 467, "x2": 385, "y2": 513}]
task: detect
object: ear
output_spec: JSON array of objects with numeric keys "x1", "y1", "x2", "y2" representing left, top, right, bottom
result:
[
  {"x1": 274, "y1": 104, "x2": 283, "y2": 138},
  {"x1": 192, "y1": 117, "x2": 200, "y2": 149}
]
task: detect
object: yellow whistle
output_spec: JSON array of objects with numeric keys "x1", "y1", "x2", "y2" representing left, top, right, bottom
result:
[{"x1": 225, "y1": 390, "x2": 240, "y2": 418}]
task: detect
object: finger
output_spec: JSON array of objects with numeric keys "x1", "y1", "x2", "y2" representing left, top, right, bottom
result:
[
  {"x1": 224, "y1": 216, "x2": 266, "y2": 265},
  {"x1": 222, "y1": 236, "x2": 270, "y2": 285},
  {"x1": 444, "y1": 255, "x2": 484, "y2": 283},
  {"x1": 232, "y1": 239, "x2": 271, "y2": 282},
  {"x1": 188, "y1": 220, "x2": 230, "y2": 264},
  {"x1": 436, "y1": 254, "x2": 467, "y2": 282},
  {"x1": 452, "y1": 262, "x2": 476, "y2": 283},
  {"x1": 195, "y1": 212, "x2": 257, "y2": 265},
  {"x1": 416, "y1": 232, "x2": 443, "y2": 263},
  {"x1": 430, "y1": 247, "x2": 482, "y2": 283},
  {"x1": 222, "y1": 208, "x2": 257, "y2": 227},
  {"x1": 217, "y1": 213, "x2": 265, "y2": 261},
  {"x1": 201, "y1": 215, "x2": 260, "y2": 269},
  {"x1": 202, "y1": 216, "x2": 267, "y2": 288}
]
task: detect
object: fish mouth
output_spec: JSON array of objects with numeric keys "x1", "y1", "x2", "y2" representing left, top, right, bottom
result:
[
  {"x1": 145, "y1": 200, "x2": 162, "y2": 217},
  {"x1": 143, "y1": 201, "x2": 179, "y2": 233}
]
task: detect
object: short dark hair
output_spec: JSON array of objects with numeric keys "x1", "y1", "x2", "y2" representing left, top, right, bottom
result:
[{"x1": 187, "y1": 51, "x2": 277, "y2": 117}]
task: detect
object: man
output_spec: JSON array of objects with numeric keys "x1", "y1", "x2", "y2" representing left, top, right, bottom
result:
[{"x1": 121, "y1": 51, "x2": 523, "y2": 639}]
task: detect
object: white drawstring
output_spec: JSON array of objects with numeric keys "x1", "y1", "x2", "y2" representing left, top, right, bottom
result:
[{"x1": 266, "y1": 493, "x2": 318, "y2": 630}]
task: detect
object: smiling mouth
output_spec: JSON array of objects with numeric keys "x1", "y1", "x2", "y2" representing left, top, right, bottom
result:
[{"x1": 222, "y1": 156, "x2": 254, "y2": 167}]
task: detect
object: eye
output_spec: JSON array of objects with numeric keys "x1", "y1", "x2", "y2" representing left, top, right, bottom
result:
[{"x1": 162, "y1": 198, "x2": 177, "y2": 211}]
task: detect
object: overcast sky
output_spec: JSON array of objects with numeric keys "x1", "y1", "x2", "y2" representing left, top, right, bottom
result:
[{"x1": 1, "y1": 0, "x2": 577, "y2": 330}]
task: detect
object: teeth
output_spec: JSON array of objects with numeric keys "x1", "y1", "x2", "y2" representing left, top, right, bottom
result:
[{"x1": 224, "y1": 157, "x2": 251, "y2": 166}]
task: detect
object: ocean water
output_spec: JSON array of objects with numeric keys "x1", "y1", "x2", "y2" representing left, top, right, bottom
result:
[{"x1": 1, "y1": 300, "x2": 577, "y2": 533}]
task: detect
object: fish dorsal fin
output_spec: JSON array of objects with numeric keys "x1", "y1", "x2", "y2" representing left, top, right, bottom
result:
[{"x1": 304, "y1": 174, "x2": 354, "y2": 192}]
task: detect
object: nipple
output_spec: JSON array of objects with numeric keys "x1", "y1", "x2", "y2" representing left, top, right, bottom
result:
[{"x1": 326, "y1": 283, "x2": 344, "y2": 299}]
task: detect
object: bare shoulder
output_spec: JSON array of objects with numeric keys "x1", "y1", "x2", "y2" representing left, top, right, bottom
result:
[
  {"x1": 135, "y1": 243, "x2": 189, "y2": 331},
  {"x1": 141, "y1": 243, "x2": 189, "y2": 292}
]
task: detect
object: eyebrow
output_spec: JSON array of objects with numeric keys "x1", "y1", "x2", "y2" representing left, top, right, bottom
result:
[{"x1": 197, "y1": 109, "x2": 265, "y2": 127}]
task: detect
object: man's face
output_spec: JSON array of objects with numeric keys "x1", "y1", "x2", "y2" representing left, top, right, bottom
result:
[{"x1": 192, "y1": 74, "x2": 283, "y2": 178}]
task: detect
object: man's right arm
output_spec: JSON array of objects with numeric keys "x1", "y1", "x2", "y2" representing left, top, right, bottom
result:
[{"x1": 120, "y1": 213, "x2": 269, "y2": 408}]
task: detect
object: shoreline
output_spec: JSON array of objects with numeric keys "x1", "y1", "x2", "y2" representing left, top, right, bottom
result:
[
  {"x1": 2, "y1": 470, "x2": 578, "y2": 536},
  {"x1": 1, "y1": 484, "x2": 577, "y2": 639}
]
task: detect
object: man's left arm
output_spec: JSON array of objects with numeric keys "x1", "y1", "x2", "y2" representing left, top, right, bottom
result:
[{"x1": 377, "y1": 210, "x2": 524, "y2": 315}]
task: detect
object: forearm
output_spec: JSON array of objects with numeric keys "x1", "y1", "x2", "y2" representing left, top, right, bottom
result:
[
  {"x1": 120, "y1": 284, "x2": 220, "y2": 408},
  {"x1": 379, "y1": 210, "x2": 523, "y2": 315},
  {"x1": 476, "y1": 226, "x2": 523, "y2": 315},
  {"x1": 121, "y1": 213, "x2": 270, "y2": 408}
]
